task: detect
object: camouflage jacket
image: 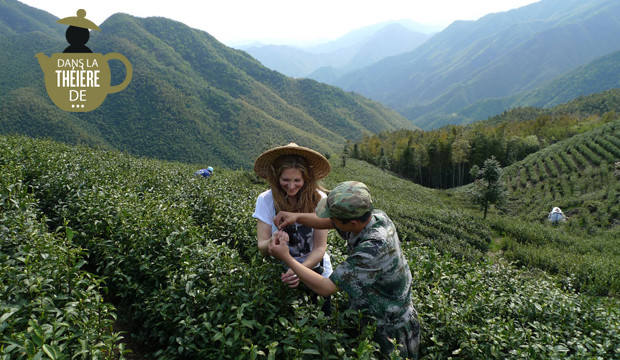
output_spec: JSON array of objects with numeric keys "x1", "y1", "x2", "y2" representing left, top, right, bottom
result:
[{"x1": 329, "y1": 210, "x2": 418, "y2": 330}]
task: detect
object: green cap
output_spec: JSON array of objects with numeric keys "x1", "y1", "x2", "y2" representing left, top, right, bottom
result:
[{"x1": 316, "y1": 181, "x2": 373, "y2": 220}]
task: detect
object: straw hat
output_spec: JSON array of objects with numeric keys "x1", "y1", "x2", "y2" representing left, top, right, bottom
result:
[
  {"x1": 57, "y1": 9, "x2": 101, "y2": 31},
  {"x1": 254, "y1": 143, "x2": 331, "y2": 180}
]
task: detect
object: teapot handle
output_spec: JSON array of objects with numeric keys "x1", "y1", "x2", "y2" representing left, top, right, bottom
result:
[{"x1": 104, "y1": 53, "x2": 133, "y2": 94}]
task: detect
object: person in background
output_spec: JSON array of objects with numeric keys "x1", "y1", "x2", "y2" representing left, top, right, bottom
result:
[
  {"x1": 195, "y1": 166, "x2": 213, "y2": 178},
  {"x1": 252, "y1": 143, "x2": 333, "y2": 313},
  {"x1": 548, "y1": 206, "x2": 566, "y2": 224},
  {"x1": 270, "y1": 181, "x2": 420, "y2": 359}
]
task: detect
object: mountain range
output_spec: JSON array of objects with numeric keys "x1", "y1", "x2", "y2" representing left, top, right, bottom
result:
[
  {"x1": 0, "y1": 0, "x2": 414, "y2": 168},
  {"x1": 223, "y1": 0, "x2": 620, "y2": 131},
  {"x1": 239, "y1": 20, "x2": 435, "y2": 80},
  {"x1": 3, "y1": 0, "x2": 620, "y2": 168},
  {"x1": 331, "y1": 0, "x2": 620, "y2": 129},
  {"x1": 459, "y1": 49, "x2": 620, "y2": 121}
]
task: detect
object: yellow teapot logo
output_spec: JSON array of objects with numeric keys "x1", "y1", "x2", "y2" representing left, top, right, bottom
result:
[{"x1": 35, "y1": 10, "x2": 132, "y2": 112}]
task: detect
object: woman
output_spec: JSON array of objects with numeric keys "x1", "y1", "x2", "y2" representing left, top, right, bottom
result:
[{"x1": 252, "y1": 143, "x2": 332, "y2": 310}]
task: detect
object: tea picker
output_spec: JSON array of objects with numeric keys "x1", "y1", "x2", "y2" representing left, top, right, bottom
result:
[
  {"x1": 57, "y1": 9, "x2": 100, "y2": 53},
  {"x1": 195, "y1": 166, "x2": 214, "y2": 178},
  {"x1": 548, "y1": 206, "x2": 566, "y2": 224}
]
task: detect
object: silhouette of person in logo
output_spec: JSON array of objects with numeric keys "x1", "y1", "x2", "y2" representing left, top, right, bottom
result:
[{"x1": 56, "y1": 9, "x2": 101, "y2": 53}]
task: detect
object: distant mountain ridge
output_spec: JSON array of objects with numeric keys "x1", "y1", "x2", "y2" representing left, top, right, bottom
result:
[
  {"x1": 0, "y1": 0, "x2": 416, "y2": 168},
  {"x1": 0, "y1": 0, "x2": 63, "y2": 37},
  {"x1": 460, "y1": 50, "x2": 620, "y2": 121},
  {"x1": 240, "y1": 20, "x2": 433, "y2": 79},
  {"x1": 308, "y1": 23, "x2": 433, "y2": 84},
  {"x1": 333, "y1": 0, "x2": 620, "y2": 129}
]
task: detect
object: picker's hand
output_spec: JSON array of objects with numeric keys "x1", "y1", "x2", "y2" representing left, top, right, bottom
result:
[
  {"x1": 281, "y1": 268, "x2": 300, "y2": 288},
  {"x1": 268, "y1": 230, "x2": 290, "y2": 261},
  {"x1": 274, "y1": 211, "x2": 298, "y2": 229}
]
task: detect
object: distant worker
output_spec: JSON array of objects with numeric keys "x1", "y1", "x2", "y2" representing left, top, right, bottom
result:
[
  {"x1": 195, "y1": 166, "x2": 214, "y2": 178},
  {"x1": 548, "y1": 206, "x2": 566, "y2": 224}
]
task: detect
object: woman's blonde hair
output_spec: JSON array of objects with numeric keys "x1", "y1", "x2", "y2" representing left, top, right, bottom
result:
[{"x1": 267, "y1": 155, "x2": 325, "y2": 213}]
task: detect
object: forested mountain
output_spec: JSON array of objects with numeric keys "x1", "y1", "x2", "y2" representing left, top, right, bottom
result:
[
  {"x1": 2, "y1": 2, "x2": 619, "y2": 358},
  {"x1": 350, "y1": 88, "x2": 620, "y2": 189},
  {"x1": 0, "y1": 0, "x2": 415, "y2": 168},
  {"x1": 460, "y1": 49, "x2": 620, "y2": 121},
  {"x1": 240, "y1": 21, "x2": 432, "y2": 79},
  {"x1": 335, "y1": 0, "x2": 620, "y2": 130},
  {"x1": 0, "y1": 0, "x2": 63, "y2": 37},
  {"x1": 307, "y1": 24, "x2": 432, "y2": 84}
]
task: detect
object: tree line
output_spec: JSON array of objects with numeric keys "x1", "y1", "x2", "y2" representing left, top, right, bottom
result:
[{"x1": 347, "y1": 103, "x2": 619, "y2": 189}]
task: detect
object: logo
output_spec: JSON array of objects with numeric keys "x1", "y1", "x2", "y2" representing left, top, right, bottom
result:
[{"x1": 35, "y1": 9, "x2": 132, "y2": 112}]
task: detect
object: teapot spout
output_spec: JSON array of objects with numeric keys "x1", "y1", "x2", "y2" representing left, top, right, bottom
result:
[{"x1": 34, "y1": 52, "x2": 51, "y2": 68}]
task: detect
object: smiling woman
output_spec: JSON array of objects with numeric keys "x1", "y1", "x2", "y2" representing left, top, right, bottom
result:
[
  {"x1": 252, "y1": 142, "x2": 333, "y2": 312},
  {"x1": 278, "y1": 167, "x2": 305, "y2": 199}
]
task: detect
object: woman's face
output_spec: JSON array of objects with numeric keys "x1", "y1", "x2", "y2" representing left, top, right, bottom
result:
[{"x1": 279, "y1": 167, "x2": 304, "y2": 197}]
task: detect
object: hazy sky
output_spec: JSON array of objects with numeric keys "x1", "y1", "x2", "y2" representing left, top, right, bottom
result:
[{"x1": 19, "y1": 0, "x2": 541, "y2": 45}]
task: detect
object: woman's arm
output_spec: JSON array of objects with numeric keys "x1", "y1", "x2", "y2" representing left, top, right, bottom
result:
[
  {"x1": 269, "y1": 232, "x2": 337, "y2": 298},
  {"x1": 299, "y1": 228, "x2": 327, "y2": 270},
  {"x1": 257, "y1": 219, "x2": 275, "y2": 256}
]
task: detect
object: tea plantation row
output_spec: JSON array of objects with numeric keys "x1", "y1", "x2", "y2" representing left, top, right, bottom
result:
[
  {"x1": 1, "y1": 136, "x2": 380, "y2": 359},
  {"x1": 1, "y1": 135, "x2": 619, "y2": 359},
  {"x1": 1, "y1": 143, "x2": 124, "y2": 358},
  {"x1": 503, "y1": 120, "x2": 619, "y2": 229},
  {"x1": 492, "y1": 120, "x2": 620, "y2": 296}
]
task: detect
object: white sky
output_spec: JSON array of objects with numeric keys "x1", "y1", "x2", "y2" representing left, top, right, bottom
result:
[{"x1": 19, "y1": 0, "x2": 541, "y2": 45}]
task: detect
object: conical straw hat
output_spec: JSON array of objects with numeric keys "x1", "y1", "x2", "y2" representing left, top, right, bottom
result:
[{"x1": 254, "y1": 143, "x2": 331, "y2": 180}]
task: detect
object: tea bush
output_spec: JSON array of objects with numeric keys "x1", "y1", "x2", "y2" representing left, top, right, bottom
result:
[
  {"x1": 490, "y1": 120, "x2": 620, "y2": 295},
  {"x1": 488, "y1": 216, "x2": 620, "y2": 296},
  {"x1": 408, "y1": 245, "x2": 620, "y2": 359},
  {"x1": 2, "y1": 134, "x2": 619, "y2": 359},
  {"x1": 0, "y1": 142, "x2": 124, "y2": 358},
  {"x1": 2, "y1": 136, "x2": 380, "y2": 359}
]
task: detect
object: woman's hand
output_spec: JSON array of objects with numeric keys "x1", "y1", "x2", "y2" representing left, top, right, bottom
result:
[
  {"x1": 281, "y1": 268, "x2": 300, "y2": 288},
  {"x1": 268, "y1": 232, "x2": 299, "y2": 288},
  {"x1": 268, "y1": 230, "x2": 290, "y2": 260}
]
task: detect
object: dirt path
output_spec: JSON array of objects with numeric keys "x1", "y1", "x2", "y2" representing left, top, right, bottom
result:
[
  {"x1": 114, "y1": 321, "x2": 147, "y2": 359},
  {"x1": 486, "y1": 236, "x2": 505, "y2": 265}
]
